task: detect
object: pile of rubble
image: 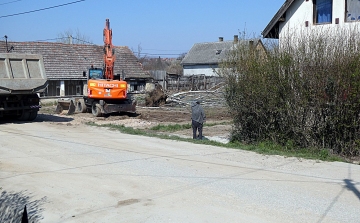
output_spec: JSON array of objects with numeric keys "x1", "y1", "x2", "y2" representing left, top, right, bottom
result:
[
  {"x1": 145, "y1": 84, "x2": 168, "y2": 107},
  {"x1": 166, "y1": 83, "x2": 226, "y2": 107},
  {"x1": 143, "y1": 82, "x2": 227, "y2": 108}
]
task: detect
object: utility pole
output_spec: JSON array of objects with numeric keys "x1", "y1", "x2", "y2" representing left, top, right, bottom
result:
[{"x1": 4, "y1": 35, "x2": 14, "y2": 53}]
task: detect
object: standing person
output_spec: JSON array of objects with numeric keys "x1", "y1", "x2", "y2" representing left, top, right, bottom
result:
[{"x1": 191, "y1": 100, "x2": 206, "y2": 139}]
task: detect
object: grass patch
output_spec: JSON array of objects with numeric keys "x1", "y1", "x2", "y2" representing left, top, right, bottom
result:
[
  {"x1": 150, "y1": 123, "x2": 191, "y2": 132},
  {"x1": 204, "y1": 121, "x2": 232, "y2": 127},
  {"x1": 88, "y1": 122, "x2": 146, "y2": 135},
  {"x1": 253, "y1": 141, "x2": 343, "y2": 162},
  {"x1": 149, "y1": 121, "x2": 232, "y2": 132},
  {"x1": 87, "y1": 122, "x2": 346, "y2": 163}
]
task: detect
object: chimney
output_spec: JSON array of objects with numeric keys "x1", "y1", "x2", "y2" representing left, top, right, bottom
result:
[
  {"x1": 249, "y1": 40, "x2": 254, "y2": 49},
  {"x1": 219, "y1": 37, "x2": 223, "y2": 42},
  {"x1": 234, "y1": 35, "x2": 238, "y2": 44},
  {"x1": 69, "y1": 35, "x2": 73, "y2": 44}
]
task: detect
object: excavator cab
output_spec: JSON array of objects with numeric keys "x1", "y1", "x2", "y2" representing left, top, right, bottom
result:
[{"x1": 89, "y1": 68, "x2": 104, "y2": 80}]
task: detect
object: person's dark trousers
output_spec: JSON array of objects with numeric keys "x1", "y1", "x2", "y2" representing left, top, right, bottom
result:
[{"x1": 192, "y1": 119, "x2": 203, "y2": 139}]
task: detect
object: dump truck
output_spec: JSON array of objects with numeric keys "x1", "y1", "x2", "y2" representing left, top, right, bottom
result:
[{"x1": 0, "y1": 53, "x2": 48, "y2": 121}]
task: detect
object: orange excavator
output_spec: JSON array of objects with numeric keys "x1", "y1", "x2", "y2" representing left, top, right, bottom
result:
[{"x1": 73, "y1": 19, "x2": 136, "y2": 116}]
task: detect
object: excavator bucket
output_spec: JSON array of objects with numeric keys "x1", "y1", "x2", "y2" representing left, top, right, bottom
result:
[{"x1": 55, "y1": 98, "x2": 76, "y2": 115}]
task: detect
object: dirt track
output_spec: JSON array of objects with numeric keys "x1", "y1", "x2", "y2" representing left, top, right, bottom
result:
[{"x1": 39, "y1": 105, "x2": 233, "y2": 142}]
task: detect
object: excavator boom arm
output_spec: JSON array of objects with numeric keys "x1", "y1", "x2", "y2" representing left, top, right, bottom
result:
[{"x1": 103, "y1": 18, "x2": 115, "y2": 80}]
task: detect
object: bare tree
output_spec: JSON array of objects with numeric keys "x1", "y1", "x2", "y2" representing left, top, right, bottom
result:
[
  {"x1": 166, "y1": 53, "x2": 186, "y2": 75},
  {"x1": 177, "y1": 52, "x2": 187, "y2": 61},
  {"x1": 132, "y1": 45, "x2": 185, "y2": 75},
  {"x1": 57, "y1": 28, "x2": 92, "y2": 44},
  {"x1": 132, "y1": 43, "x2": 149, "y2": 63}
]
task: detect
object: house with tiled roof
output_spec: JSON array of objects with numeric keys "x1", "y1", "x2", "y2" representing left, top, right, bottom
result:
[
  {"x1": 181, "y1": 36, "x2": 265, "y2": 77},
  {"x1": 0, "y1": 41, "x2": 151, "y2": 96},
  {"x1": 262, "y1": 0, "x2": 360, "y2": 42}
]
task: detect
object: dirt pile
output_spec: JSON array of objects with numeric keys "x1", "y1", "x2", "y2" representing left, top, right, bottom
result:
[{"x1": 145, "y1": 84, "x2": 167, "y2": 107}]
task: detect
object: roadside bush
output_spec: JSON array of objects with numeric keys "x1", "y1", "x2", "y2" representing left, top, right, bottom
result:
[{"x1": 220, "y1": 28, "x2": 360, "y2": 158}]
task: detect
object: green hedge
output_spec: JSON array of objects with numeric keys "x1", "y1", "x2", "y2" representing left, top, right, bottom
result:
[{"x1": 220, "y1": 30, "x2": 360, "y2": 157}]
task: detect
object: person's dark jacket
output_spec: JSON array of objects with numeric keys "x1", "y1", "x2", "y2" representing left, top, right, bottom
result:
[{"x1": 191, "y1": 101, "x2": 206, "y2": 124}]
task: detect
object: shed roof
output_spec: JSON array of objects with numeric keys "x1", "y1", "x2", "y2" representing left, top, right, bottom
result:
[
  {"x1": 262, "y1": 0, "x2": 295, "y2": 39},
  {"x1": 181, "y1": 39, "x2": 263, "y2": 65},
  {"x1": 0, "y1": 41, "x2": 150, "y2": 80},
  {"x1": 181, "y1": 41, "x2": 234, "y2": 65}
]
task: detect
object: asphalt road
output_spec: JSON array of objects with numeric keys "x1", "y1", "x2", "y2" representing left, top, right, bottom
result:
[{"x1": 1, "y1": 118, "x2": 360, "y2": 223}]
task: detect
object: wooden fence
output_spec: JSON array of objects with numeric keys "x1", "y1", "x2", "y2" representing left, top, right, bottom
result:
[{"x1": 149, "y1": 71, "x2": 224, "y2": 91}]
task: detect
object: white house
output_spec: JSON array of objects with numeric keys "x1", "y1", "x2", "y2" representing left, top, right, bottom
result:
[
  {"x1": 262, "y1": 0, "x2": 360, "y2": 43},
  {"x1": 181, "y1": 36, "x2": 265, "y2": 77}
]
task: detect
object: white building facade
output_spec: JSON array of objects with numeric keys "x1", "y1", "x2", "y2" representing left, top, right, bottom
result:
[
  {"x1": 182, "y1": 64, "x2": 220, "y2": 77},
  {"x1": 263, "y1": 0, "x2": 360, "y2": 43},
  {"x1": 181, "y1": 37, "x2": 265, "y2": 77}
]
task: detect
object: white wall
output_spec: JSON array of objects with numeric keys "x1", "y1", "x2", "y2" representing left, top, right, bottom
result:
[
  {"x1": 183, "y1": 66, "x2": 220, "y2": 77},
  {"x1": 279, "y1": 0, "x2": 360, "y2": 45}
]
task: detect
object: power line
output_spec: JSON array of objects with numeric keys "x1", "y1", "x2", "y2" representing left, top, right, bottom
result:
[
  {"x1": 0, "y1": 0, "x2": 85, "y2": 18},
  {"x1": 30, "y1": 37, "x2": 65, "y2": 42},
  {"x1": 4, "y1": 36, "x2": 96, "y2": 45},
  {"x1": 28, "y1": 37, "x2": 94, "y2": 44},
  {"x1": 0, "y1": 0, "x2": 22, "y2": 6},
  {"x1": 71, "y1": 36, "x2": 95, "y2": 45},
  {"x1": 1, "y1": 37, "x2": 64, "y2": 42},
  {"x1": 134, "y1": 52, "x2": 186, "y2": 56},
  {"x1": 142, "y1": 48, "x2": 187, "y2": 52}
]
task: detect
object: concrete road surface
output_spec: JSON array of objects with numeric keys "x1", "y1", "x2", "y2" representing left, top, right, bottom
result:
[{"x1": 1, "y1": 119, "x2": 360, "y2": 223}]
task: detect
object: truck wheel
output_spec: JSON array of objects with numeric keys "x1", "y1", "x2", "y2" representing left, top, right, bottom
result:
[
  {"x1": 18, "y1": 111, "x2": 30, "y2": 121},
  {"x1": 76, "y1": 99, "x2": 87, "y2": 113},
  {"x1": 92, "y1": 103, "x2": 102, "y2": 117},
  {"x1": 28, "y1": 111, "x2": 38, "y2": 121}
]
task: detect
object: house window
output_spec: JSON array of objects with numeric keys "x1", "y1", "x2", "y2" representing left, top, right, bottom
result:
[
  {"x1": 56, "y1": 86, "x2": 60, "y2": 96},
  {"x1": 76, "y1": 85, "x2": 81, "y2": 95},
  {"x1": 314, "y1": 0, "x2": 332, "y2": 24},
  {"x1": 346, "y1": 0, "x2": 360, "y2": 22}
]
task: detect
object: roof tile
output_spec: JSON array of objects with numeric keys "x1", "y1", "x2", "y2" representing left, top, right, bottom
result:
[{"x1": 0, "y1": 41, "x2": 150, "y2": 80}]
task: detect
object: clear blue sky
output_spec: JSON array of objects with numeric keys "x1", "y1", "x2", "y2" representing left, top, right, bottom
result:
[{"x1": 0, "y1": 0, "x2": 284, "y2": 57}]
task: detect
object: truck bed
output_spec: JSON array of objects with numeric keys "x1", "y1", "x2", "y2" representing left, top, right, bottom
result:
[
  {"x1": 0, "y1": 53, "x2": 48, "y2": 120},
  {"x1": 0, "y1": 53, "x2": 47, "y2": 94}
]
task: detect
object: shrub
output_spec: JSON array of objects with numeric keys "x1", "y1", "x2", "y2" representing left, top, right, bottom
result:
[{"x1": 220, "y1": 28, "x2": 360, "y2": 157}]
